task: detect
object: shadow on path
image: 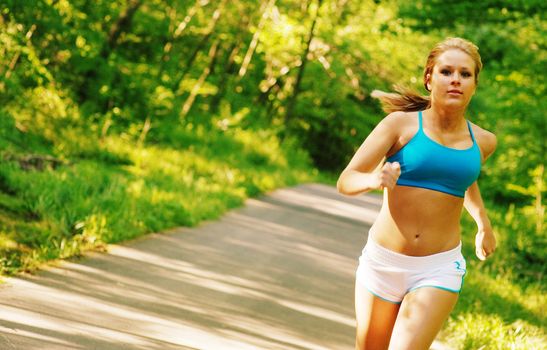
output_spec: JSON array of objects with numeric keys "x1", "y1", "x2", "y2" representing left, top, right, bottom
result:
[{"x1": 0, "y1": 183, "x2": 400, "y2": 349}]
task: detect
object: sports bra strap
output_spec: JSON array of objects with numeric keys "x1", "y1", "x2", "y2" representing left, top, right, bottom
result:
[
  {"x1": 387, "y1": 110, "x2": 482, "y2": 197},
  {"x1": 466, "y1": 120, "x2": 476, "y2": 143},
  {"x1": 420, "y1": 110, "x2": 476, "y2": 144}
]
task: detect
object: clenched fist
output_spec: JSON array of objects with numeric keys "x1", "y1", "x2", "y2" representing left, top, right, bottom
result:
[
  {"x1": 374, "y1": 162, "x2": 401, "y2": 190},
  {"x1": 475, "y1": 229, "x2": 496, "y2": 260}
]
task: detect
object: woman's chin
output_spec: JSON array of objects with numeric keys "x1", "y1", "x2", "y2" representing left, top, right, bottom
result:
[{"x1": 441, "y1": 98, "x2": 468, "y2": 108}]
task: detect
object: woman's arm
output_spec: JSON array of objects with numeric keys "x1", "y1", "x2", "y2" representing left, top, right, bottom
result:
[
  {"x1": 465, "y1": 129, "x2": 498, "y2": 260},
  {"x1": 464, "y1": 181, "x2": 492, "y2": 230},
  {"x1": 464, "y1": 181, "x2": 496, "y2": 260},
  {"x1": 337, "y1": 112, "x2": 404, "y2": 196}
]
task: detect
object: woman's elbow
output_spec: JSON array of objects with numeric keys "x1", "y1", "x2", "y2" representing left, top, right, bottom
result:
[
  {"x1": 336, "y1": 174, "x2": 346, "y2": 194},
  {"x1": 336, "y1": 172, "x2": 353, "y2": 195},
  {"x1": 336, "y1": 178, "x2": 345, "y2": 194}
]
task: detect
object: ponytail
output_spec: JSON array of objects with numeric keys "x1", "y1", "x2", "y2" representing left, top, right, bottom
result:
[
  {"x1": 371, "y1": 37, "x2": 482, "y2": 114},
  {"x1": 370, "y1": 85, "x2": 430, "y2": 113}
]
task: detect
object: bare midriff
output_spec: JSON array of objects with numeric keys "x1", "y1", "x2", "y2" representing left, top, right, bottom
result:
[{"x1": 369, "y1": 185, "x2": 464, "y2": 256}]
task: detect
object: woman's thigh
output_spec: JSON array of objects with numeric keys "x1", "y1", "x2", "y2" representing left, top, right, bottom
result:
[
  {"x1": 355, "y1": 282, "x2": 401, "y2": 350},
  {"x1": 388, "y1": 287, "x2": 459, "y2": 350}
]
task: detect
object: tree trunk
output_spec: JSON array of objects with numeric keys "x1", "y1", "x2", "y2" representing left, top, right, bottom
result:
[
  {"x1": 4, "y1": 24, "x2": 36, "y2": 80},
  {"x1": 180, "y1": 41, "x2": 220, "y2": 119},
  {"x1": 173, "y1": 0, "x2": 206, "y2": 38},
  {"x1": 101, "y1": 0, "x2": 143, "y2": 58},
  {"x1": 285, "y1": 0, "x2": 322, "y2": 128},
  {"x1": 171, "y1": 0, "x2": 226, "y2": 93},
  {"x1": 257, "y1": 65, "x2": 291, "y2": 106},
  {"x1": 78, "y1": 0, "x2": 142, "y2": 103},
  {"x1": 158, "y1": 5, "x2": 178, "y2": 68},
  {"x1": 211, "y1": 41, "x2": 241, "y2": 113},
  {"x1": 238, "y1": 0, "x2": 276, "y2": 78},
  {"x1": 158, "y1": 0, "x2": 206, "y2": 80}
]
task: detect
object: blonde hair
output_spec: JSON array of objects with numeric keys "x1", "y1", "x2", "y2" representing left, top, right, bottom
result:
[{"x1": 372, "y1": 37, "x2": 483, "y2": 113}]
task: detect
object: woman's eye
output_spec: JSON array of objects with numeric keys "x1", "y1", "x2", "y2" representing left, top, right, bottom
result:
[
  {"x1": 462, "y1": 71, "x2": 472, "y2": 77},
  {"x1": 441, "y1": 69, "x2": 451, "y2": 75}
]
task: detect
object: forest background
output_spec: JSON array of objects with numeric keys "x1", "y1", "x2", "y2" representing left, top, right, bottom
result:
[{"x1": 0, "y1": 1, "x2": 545, "y2": 349}]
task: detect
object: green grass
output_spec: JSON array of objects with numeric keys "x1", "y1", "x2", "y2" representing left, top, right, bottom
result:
[
  {"x1": 0, "y1": 118, "x2": 324, "y2": 275},
  {"x1": 0, "y1": 109, "x2": 543, "y2": 349},
  {"x1": 445, "y1": 275, "x2": 545, "y2": 349},
  {"x1": 439, "y1": 206, "x2": 546, "y2": 349}
]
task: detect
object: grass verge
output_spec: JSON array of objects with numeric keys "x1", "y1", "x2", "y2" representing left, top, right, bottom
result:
[
  {"x1": 0, "y1": 120, "x2": 326, "y2": 275},
  {"x1": 0, "y1": 112, "x2": 543, "y2": 349},
  {"x1": 440, "y1": 205, "x2": 546, "y2": 349}
]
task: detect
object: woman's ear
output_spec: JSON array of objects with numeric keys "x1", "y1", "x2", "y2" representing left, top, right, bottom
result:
[{"x1": 425, "y1": 73, "x2": 431, "y2": 91}]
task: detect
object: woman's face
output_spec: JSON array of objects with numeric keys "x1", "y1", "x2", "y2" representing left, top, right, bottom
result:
[{"x1": 426, "y1": 49, "x2": 477, "y2": 108}]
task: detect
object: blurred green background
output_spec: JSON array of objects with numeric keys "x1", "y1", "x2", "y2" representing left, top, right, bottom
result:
[{"x1": 0, "y1": 1, "x2": 545, "y2": 348}]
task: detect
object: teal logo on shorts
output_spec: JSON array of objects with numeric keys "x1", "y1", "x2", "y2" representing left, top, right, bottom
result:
[{"x1": 455, "y1": 261, "x2": 466, "y2": 273}]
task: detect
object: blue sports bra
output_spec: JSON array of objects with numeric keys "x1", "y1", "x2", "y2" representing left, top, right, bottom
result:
[{"x1": 386, "y1": 111, "x2": 482, "y2": 198}]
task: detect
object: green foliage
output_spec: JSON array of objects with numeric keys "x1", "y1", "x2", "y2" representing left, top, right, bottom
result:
[
  {"x1": 447, "y1": 203, "x2": 546, "y2": 349},
  {"x1": 397, "y1": 0, "x2": 547, "y2": 30},
  {"x1": 396, "y1": 0, "x2": 546, "y2": 205},
  {"x1": 0, "y1": 121, "x2": 317, "y2": 274},
  {"x1": 0, "y1": 0, "x2": 545, "y2": 347}
]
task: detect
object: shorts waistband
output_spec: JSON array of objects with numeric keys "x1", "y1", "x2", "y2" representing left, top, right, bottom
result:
[{"x1": 364, "y1": 238, "x2": 462, "y2": 270}]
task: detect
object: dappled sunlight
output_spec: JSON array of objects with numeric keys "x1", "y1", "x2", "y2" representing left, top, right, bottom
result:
[
  {"x1": 0, "y1": 183, "x2": 374, "y2": 349},
  {"x1": 0, "y1": 322, "x2": 81, "y2": 349},
  {"x1": 266, "y1": 187, "x2": 381, "y2": 225},
  {"x1": 291, "y1": 242, "x2": 356, "y2": 277},
  {"x1": 0, "y1": 304, "x2": 158, "y2": 349},
  {"x1": 2, "y1": 0, "x2": 542, "y2": 348},
  {"x1": 274, "y1": 299, "x2": 355, "y2": 327},
  {"x1": 31, "y1": 258, "x2": 189, "y2": 307},
  {"x1": 301, "y1": 184, "x2": 383, "y2": 206},
  {"x1": 444, "y1": 311, "x2": 546, "y2": 349},
  {"x1": 461, "y1": 270, "x2": 545, "y2": 327}
]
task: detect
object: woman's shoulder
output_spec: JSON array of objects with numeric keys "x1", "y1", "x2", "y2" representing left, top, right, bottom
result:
[
  {"x1": 381, "y1": 111, "x2": 417, "y2": 127},
  {"x1": 469, "y1": 121, "x2": 497, "y2": 160},
  {"x1": 380, "y1": 111, "x2": 420, "y2": 138},
  {"x1": 383, "y1": 110, "x2": 415, "y2": 120}
]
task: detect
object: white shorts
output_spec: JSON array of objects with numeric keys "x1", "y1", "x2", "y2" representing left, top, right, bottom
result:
[{"x1": 355, "y1": 238, "x2": 467, "y2": 304}]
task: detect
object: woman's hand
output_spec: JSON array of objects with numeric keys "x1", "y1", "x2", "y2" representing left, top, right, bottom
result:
[
  {"x1": 374, "y1": 162, "x2": 401, "y2": 190},
  {"x1": 475, "y1": 228, "x2": 496, "y2": 260}
]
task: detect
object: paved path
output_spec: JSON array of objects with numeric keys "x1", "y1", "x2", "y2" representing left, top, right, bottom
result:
[{"x1": 0, "y1": 183, "x2": 449, "y2": 349}]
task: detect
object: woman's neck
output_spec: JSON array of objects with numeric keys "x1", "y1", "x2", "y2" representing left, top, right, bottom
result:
[{"x1": 426, "y1": 104, "x2": 467, "y2": 132}]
